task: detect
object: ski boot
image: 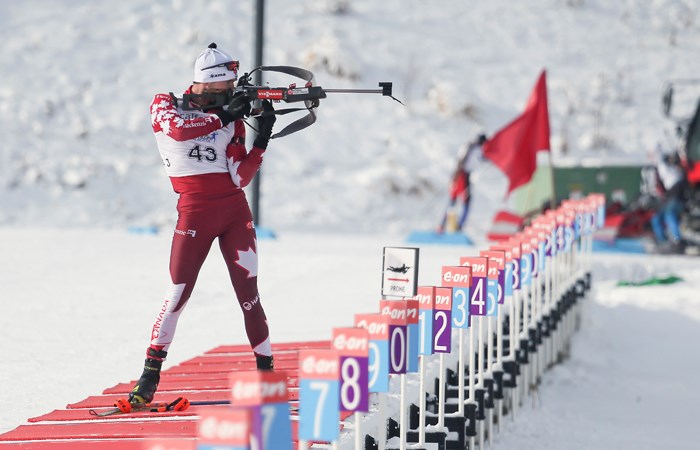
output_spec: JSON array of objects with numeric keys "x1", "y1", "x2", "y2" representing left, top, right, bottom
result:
[
  {"x1": 129, "y1": 348, "x2": 167, "y2": 404},
  {"x1": 256, "y1": 354, "x2": 274, "y2": 371}
]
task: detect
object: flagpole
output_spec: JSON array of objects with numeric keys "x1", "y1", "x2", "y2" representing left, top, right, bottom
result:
[
  {"x1": 547, "y1": 150, "x2": 556, "y2": 209},
  {"x1": 524, "y1": 178, "x2": 535, "y2": 215}
]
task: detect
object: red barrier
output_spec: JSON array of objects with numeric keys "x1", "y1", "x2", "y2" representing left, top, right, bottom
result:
[{"x1": 0, "y1": 341, "x2": 331, "y2": 449}]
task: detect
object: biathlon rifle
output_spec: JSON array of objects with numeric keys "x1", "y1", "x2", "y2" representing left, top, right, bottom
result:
[{"x1": 176, "y1": 65, "x2": 403, "y2": 139}]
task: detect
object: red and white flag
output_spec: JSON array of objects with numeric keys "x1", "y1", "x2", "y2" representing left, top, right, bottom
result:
[{"x1": 483, "y1": 70, "x2": 551, "y2": 195}]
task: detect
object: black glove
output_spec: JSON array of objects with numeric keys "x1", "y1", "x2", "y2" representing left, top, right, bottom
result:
[
  {"x1": 253, "y1": 100, "x2": 276, "y2": 149},
  {"x1": 226, "y1": 92, "x2": 252, "y2": 120},
  {"x1": 214, "y1": 92, "x2": 251, "y2": 127}
]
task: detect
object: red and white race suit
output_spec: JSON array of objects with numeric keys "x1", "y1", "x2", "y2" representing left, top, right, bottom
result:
[{"x1": 146, "y1": 89, "x2": 271, "y2": 358}]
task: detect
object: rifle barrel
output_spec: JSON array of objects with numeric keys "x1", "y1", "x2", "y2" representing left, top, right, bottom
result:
[{"x1": 323, "y1": 88, "x2": 384, "y2": 94}]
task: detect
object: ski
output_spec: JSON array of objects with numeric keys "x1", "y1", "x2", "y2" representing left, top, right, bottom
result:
[
  {"x1": 185, "y1": 399, "x2": 299, "y2": 413},
  {"x1": 88, "y1": 397, "x2": 300, "y2": 417},
  {"x1": 88, "y1": 396, "x2": 190, "y2": 417}
]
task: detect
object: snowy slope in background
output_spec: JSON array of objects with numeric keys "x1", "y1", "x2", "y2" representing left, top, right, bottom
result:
[{"x1": 1, "y1": 0, "x2": 700, "y2": 234}]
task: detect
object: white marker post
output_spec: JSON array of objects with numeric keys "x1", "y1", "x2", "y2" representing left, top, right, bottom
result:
[
  {"x1": 562, "y1": 206, "x2": 576, "y2": 355},
  {"x1": 414, "y1": 286, "x2": 437, "y2": 446},
  {"x1": 550, "y1": 218, "x2": 559, "y2": 368},
  {"x1": 405, "y1": 299, "x2": 420, "y2": 448},
  {"x1": 528, "y1": 231, "x2": 542, "y2": 397},
  {"x1": 332, "y1": 327, "x2": 370, "y2": 450},
  {"x1": 228, "y1": 370, "x2": 294, "y2": 450},
  {"x1": 478, "y1": 316, "x2": 485, "y2": 450},
  {"x1": 380, "y1": 300, "x2": 410, "y2": 450},
  {"x1": 298, "y1": 349, "x2": 341, "y2": 450},
  {"x1": 531, "y1": 230, "x2": 545, "y2": 387},
  {"x1": 354, "y1": 314, "x2": 390, "y2": 450},
  {"x1": 539, "y1": 213, "x2": 557, "y2": 371},
  {"x1": 520, "y1": 237, "x2": 534, "y2": 405},
  {"x1": 441, "y1": 266, "x2": 472, "y2": 419},
  {"x1": 197, "y1": 408, "x2": 253, "y2": 450},
  {"x1": 432, "y1": 286, "x2": 454, "y2": 432},
  {"x1": 510, "y1": 239, "x2": 523, "y2": 419},
  {"x1": 381, "y1": 247, "x2": 419, "y2": 450},
  {"x1": 538, "y1": 227, "x2": 548, "y2": 384},
  {"x1": 459, "y1": 256, "x2": 489, "y2": 449},
  {"x1": 519, "y1": 238, "x2": 533, "y2": 406},
  {"x1": 482, "y1": 248, "x2": 506, "y2": 438},
  {"x1": 468, "y1": 319, "x2": 476, "y2": 450},
  {"x1": 490, "y1": 243, "x2": 514, "y2": 429},
  {"x1": 555, "y1": 209, "x2": 567, "y2": 362}
]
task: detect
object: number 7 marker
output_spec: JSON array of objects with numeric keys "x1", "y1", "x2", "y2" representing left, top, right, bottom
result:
[{"x1": 298, "y1": 349, "x2": 340, "y2": 443}]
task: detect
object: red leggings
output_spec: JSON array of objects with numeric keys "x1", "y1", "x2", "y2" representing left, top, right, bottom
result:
[{"x1": 148, "y1": 190, "x2": 270, "y2": 357}]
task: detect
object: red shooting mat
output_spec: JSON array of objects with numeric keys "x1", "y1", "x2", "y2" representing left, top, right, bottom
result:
[
  {"x1": 103, "y1": 376, "x2": 300, "y2": 394},
  {"x1": 0, "y1": 441, "x2": 320, "y2": 450},
  {"x1": 180, "y1": 352, "x2": 301, "y2": 365},
  {"x1": 0, "y1": 420, "x2": 306, "y2": 442},
  {"x1": 0, "y1": 440, "x2": 195, "y2": 450},
  {"x1": 0, "y1": 420, "x2": 198, "y2": 441},
  {"x1": 0, "y1": 341, "x2": 338, "y2": 448},
  {"x1": 166, "y1": 362, "x2": 300, "y2": 375},
  {"x1": 205, "y1": 340, "x2": 330, "y2": 354}
]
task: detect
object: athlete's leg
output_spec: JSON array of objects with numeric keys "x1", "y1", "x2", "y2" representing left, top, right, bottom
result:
[
  {"x1": 457, "y1": 175, "x2": 472, "y2": 230},
  {"x1": 218, "y1": 213, "x2": 271, "y2": 359},
  {"x1": 458, "y1": 195, "x2": 472, "y2": 230},
  {"x1": 650, "y1": 210, "x2": 665, "y2": 243},
  {"x1": 439, "y1": 198, "x2": 458, "y2": 233},
  {"x1": 664, "y1": 198, "x2": 682, "y2": 243},
  {"x1": 131, "y1": 211, "x2": 215, "y2": 403},
  {"x1": 148, "y1": 214, "x2": 215, "y2": 354}
]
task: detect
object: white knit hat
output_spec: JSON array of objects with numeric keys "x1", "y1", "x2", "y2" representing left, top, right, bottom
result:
[{"x1": 193, "y1": 43, "x2": 238, "y2": 83}]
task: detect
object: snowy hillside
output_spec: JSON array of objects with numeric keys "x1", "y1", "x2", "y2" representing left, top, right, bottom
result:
[{"x1": 1, "y1": 0, "x2": 700, "y2": 234}]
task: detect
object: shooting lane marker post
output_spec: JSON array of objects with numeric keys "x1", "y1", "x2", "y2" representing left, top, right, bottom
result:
[
  {"x1": 298, "y1": 349, "x2": 341, "y2": 450},
  {"x1": 460, "y1": 256, "x2": 490, "y2": 450},
  {"x1": 355, "y1": 313, "x2": 390, "y2": 450},
  {"x1": 414, "y1": 286, "x2": 437, "y2": 446},
  {"x1": 228, "y1": 370, "x2": 293, "y2": 450},
  {"x1": 381, "y1": 246, "x2": 419, "y2": 450},
  {"x1": 332, "y1": 327, "x2": 370, "y2": 450},
  {"x1": 482, "y1": 249, "x2": 506, "y2": 436}
]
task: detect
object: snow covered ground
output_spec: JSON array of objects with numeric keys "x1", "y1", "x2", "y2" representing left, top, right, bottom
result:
[
  {"x1": 1, "y1": 230, "x2": 699, "y2": 449},
  {"x1": 1, "y1": 0, "x2": 700, "y2": 448}
]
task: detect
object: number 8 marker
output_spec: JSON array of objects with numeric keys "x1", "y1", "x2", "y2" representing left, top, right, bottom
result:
[{"x1": 332, "y1": 328, "x2": 369, "y2": 413}]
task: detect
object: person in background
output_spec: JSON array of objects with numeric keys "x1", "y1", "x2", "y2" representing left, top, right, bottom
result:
[
  {"x1": 129, "y1": 43, "x2": 277, "y2": 405},
  {"x1": 650, "y1": 143, "x2": 686, "y2": 254},
  {"x1": 437, "y1": 133, "x2": 488, "y2": 234}
]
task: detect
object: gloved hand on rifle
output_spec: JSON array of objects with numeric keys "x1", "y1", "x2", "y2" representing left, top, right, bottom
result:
[
  {"x1": 215, "y1": 92, "x2": 251, "y2": 126},
  {"x1": 253, "y1": 100, "x2": 276, "y2": 150},
  {"x1": 226, "y1": 92, "x2": 252, "y2": 120}
]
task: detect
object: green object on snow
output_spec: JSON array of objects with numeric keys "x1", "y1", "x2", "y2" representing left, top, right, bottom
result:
[{"x1": 617, "y1": 275, "x2": 684, "y2": 287}]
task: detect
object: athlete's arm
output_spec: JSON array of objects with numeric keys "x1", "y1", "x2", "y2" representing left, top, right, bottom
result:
[
  {"x1": 226, "y1": 121, "x2": 265, "y2": 188},
  {"x1": 150, "y1": 94, "x2": 226, "y2": 142}
]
